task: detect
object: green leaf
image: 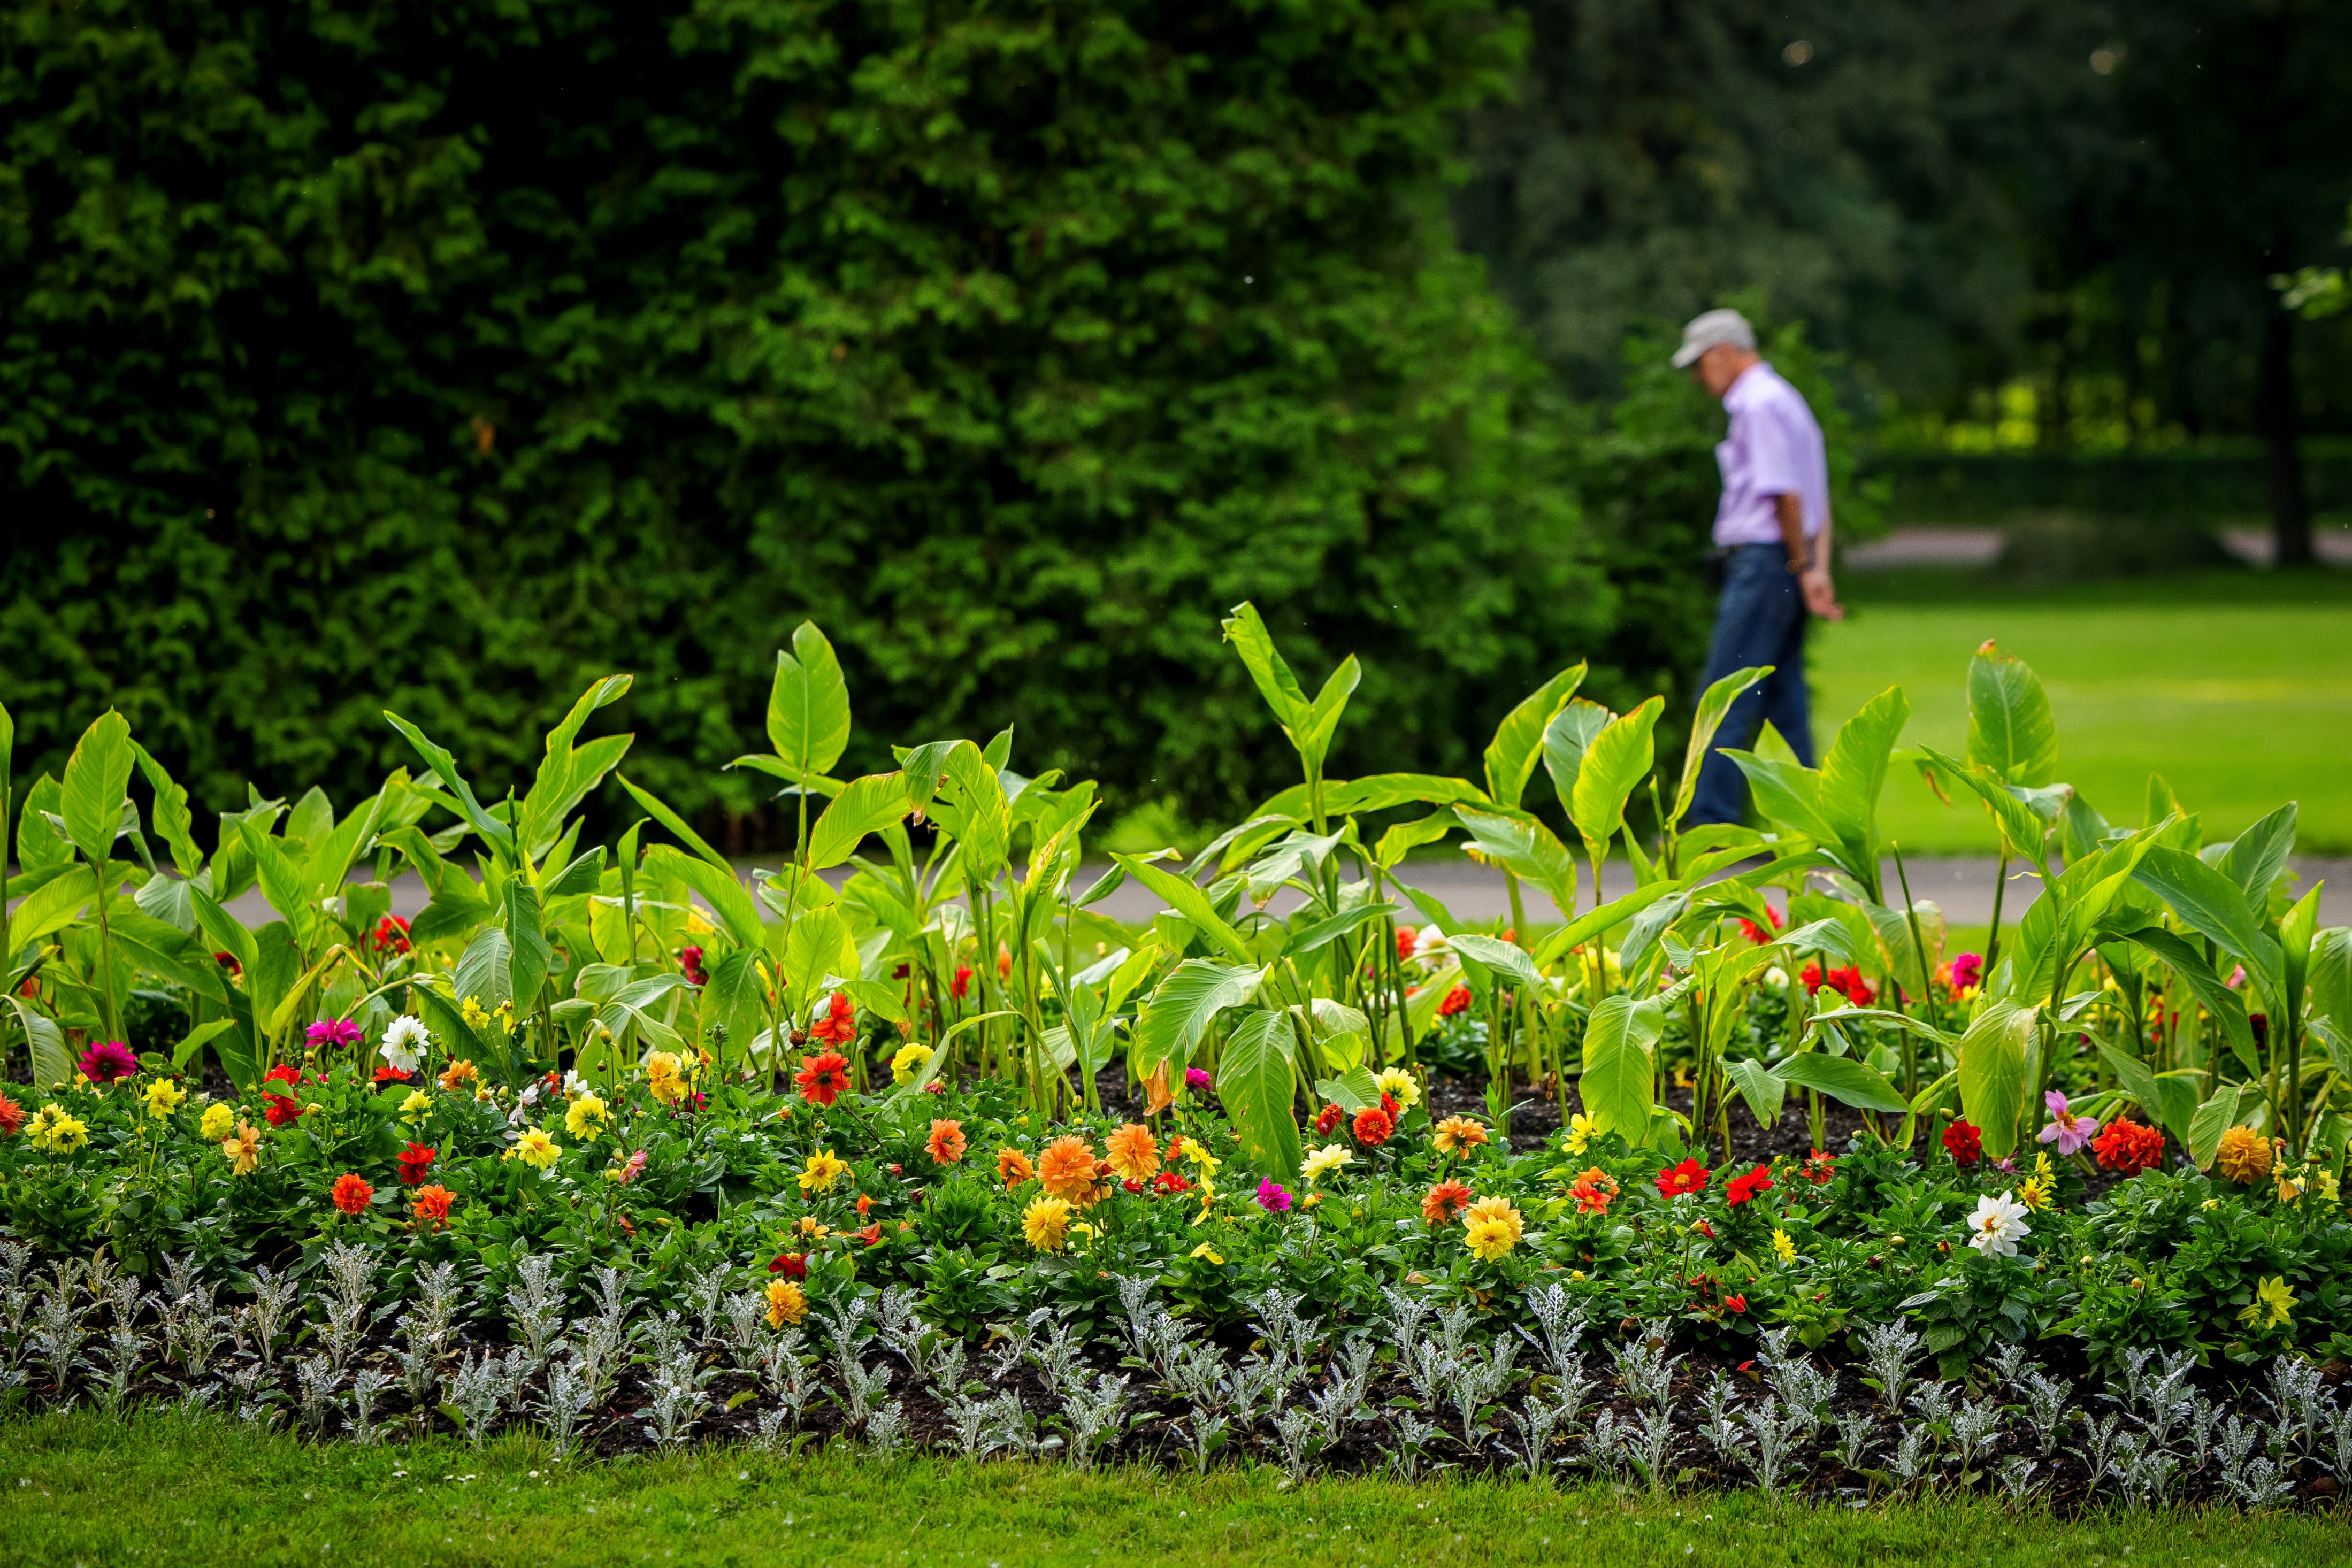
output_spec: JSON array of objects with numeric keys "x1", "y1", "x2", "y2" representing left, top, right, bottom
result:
[
  {"x1": 1817, "y1": 687, "x2": 1909, "y2": 892},
  {"x1": 1724, "y1": 1056, "x2": 1786, "y2": 1128},
  {"x1": 454, "y1": 927, "x2": 515, "y2": 1015},
  {"x1": 1531, "y1": 882, "x2": 1681, "y2": 968},
  {"x1": 521, "y1": 675, "x2": 634, "y2": 854},
  {"x1": 644, "y1": 845, "x2": 764, "y2": 949},
  {"x1": 131, "y1": 742, "x2": 203, "y2": 879},
  {"x1": 701, "y1": 949, "x2": 770, "y2": 1067},
  {"x1": 2187, "y1": 1084, "x2": 2242, "y2": 1171},
  {"x1": 1114, "y1": 854, "x2": 1252, "y2": 964},
  {"x1": 172, "y1": 1019, "x2": 236, "y2": 1074},
  {"x1": 7, "y1": 864, "x2": 96, "y2": 948},
  {"x1": 766, "y1": 622, "x2": 852, "y2": 781},
  {"x1": 1294, "y1": 655, "x2": 1362, "y2": 769},
  {"x1": 2130, "y1": 846, "x2": 2285, "y2": 1002},
  {"x1": 17, "y1": 775, "x2": 69, "y2": 874},
  {"x1": 409, "y1": 983, "x2": 492, "y2": 1081},
  {"x1": 1131, "y1": 959, "x2": 1262, "y2": 1081},
  {"x1": 1216, "y1": 1010, "x2": 1303, "y2": 1182},
  {"x1": 617, "y1": 775, "x2": 731, "y2": 872},
  {"x1": 783, "y1": 906, "x2": 859, "y2": 1016},
  {"x1": 807, "y1": 773, "x2": 911, "y2": 870},
  {"x1": 505, "y1": 882, "x2": 553, "y2": 1009},
  {"x1": 1312, "y1": 1065, "x2": 1383, "y2": 1114},
  {"x1": 1449, "y1": 933, "x2": 1545, "y2": 992},
  {"x1": 1956, "y1": 1001, "x2": 2034, "y2": 1158},
  {"x1": 60, "y1": 710, "x2": 134, "y2": 869},
  {"x1": 382, "y1": 710, "x2": 512, "y2": 858},
  {"x1": 1965, "y1": 641, "x2": 2058, "y2": 787},
  {"x1": 1451, "y1": 804, "x2": 1579, "y2": 919},
  {"x1": 1539, "y1": 698, "x2": 1613, "y2": 813},
  {"x1": 1373, "y1": 813, "x2": 1456, "y2": 869},
  {"x1": 2218, "y1": 802, "x2": 2297, "y2": 910},
  {"x1": 1280, "y1": 902, "x2": 1398, "y2": 960},
  {"x1": 1773, "y1": 1050, "x2": 1911, "y2": 1113},
  {"x1": 1568, "y1": 697, "x2": 1662, "y2": 862},
  {"x1": 1719, "y1": 750, "x2": 1838, "y2": 843},
  {"x1": 1484, "y1": 664, "x2": 1585, "y2": 809},
  {"x1": 2096, "y1": 1042, "x2": 2193, "y2": 1145},
  {"x1": 1917, "y1": 746, "x2": 2054, "y2": 870},
  {"x1": 1578, "y1": 993, "x2": 1663, "y2": 1144},
  {"x1": 886, "y1": 1010, "x2": 1015, "y2": 1104},
  {"x1": 1220, "y1": 602, "x2": 1309, "y2": 730},
  {"x1": 1672, "y1": 666, "x2": 1771, "y2": 828},
  {"x1": 6, "y1": 996, "x2": 72, "y2": 1089},
  {"x1": 937, "y1": 743, "x2": 1011, "y2": 875}
]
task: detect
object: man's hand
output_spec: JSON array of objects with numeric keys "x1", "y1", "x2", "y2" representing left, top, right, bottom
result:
[{"x1": 1801, "y1": 566, "x2": 1844, "y2": 621}]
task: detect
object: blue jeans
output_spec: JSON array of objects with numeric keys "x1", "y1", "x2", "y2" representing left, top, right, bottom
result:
[{"x1": 1688, "y1": 544, "x2": 1814, "y2": 826}]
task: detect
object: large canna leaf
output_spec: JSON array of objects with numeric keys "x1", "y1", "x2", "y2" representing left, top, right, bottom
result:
[
  {"x1": 1816, "y1": 687, "x2": 1909, "y2": 895},
  {"x1": 1956, "y1": 1001, "x2": 2034, "y2": 1157},
  {"x1": 2187, "y1": 1085, "x2": 2242, "y2": 1171},
  {"x1": 783, "y1": 906, "x2": 860, "y2": 1018},
  {"x1": 1485, "y1": 664, "x2": 1586, "y2": 808},
  {"x1": 2218, "y1": 802, "x2": 2297, "y2": 911},
  {"x1": 1579, "y1": 993, "x2": 1664, "y2": 1144},
  {"x1": 384, "y1": 710, "x2": 512, "y2": 858},
  {"x1": 60, "y1": 710, "x2": 134, "y2": 870},
  {"x1": 1965, "y1": 641, "x2": 2058, "y2": 787},
  {"x1": 1131, "y1": 959, "x2": 1262, "y2": 1081},
  {"x1": 1773, "y1": 1050, "x2": 1910, "y2": 1113},
  {"x1": 1452, "y1": 804, "x2": 1579, "y2": 919},
  {"x1": 1539, "y1": 698, "x2": 1613, "y2": 813},
  {"x1": 1115, "y1": 854, "x2": 1251, "y2": 963},
  {"x1": 643, "y1": 845, "x2": 763, "y2": 948},
  {"x1": 1569, "y1": 697, "x2": 1663, "y2": 862},
  {"x1": 765, "y1": 622, "x2": 852, "y2": 783},
  {"x1": 2130, "y1": 846, "x2": 2285, "y2": 1002},
  {"x1": 1670, "y1": 666, "x2": 1770, "y2": 828},
  {"x1": 1216, "y1": 1010, "x2": 1303, "y2": 1182},
  {"x1": 807, "y1": 772, "x2": 911, "y2": 870}
]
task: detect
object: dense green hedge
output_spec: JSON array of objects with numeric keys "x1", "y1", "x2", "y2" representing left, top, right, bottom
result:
[{"x1": 0, "y1": 2, "x2": 1781, "y2": 844}]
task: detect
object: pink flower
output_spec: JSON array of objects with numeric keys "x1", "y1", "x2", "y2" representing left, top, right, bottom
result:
[
  {"x1": 78, "y1": 1040, "x2": 137, "y2": 1083},
  {"x1": 1255, "y1": 1178, "x2": 1293, "y2": 1214},
  {"x1": 1185, "y1": 1068, "x2": 1213, "y2": 1095},
  {"x1": 2037, "y1": 1089, "x2": 2099, "y2": 1156},
  {"x1": 1949, "y1": 952, "x2": 1983, "y2": 991},
  {"x1": 306, "y1": 1018, "x2": 363, "y2": 1050}
]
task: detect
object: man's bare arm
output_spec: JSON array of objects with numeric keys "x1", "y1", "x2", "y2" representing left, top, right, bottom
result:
[{"x1": 1775, "y1": 492, "x2": 1845, "y2": 620}]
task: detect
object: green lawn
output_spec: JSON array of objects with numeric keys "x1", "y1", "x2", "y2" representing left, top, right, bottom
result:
[
  {"x1": 5, "y1": 1409, "x2": 2338, "y2": 1567},
  {"x1": 1814, "y1": 570, "x2": 2352, "y2": 854}
]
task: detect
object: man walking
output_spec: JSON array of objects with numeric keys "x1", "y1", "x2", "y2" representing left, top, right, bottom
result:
[{"x1": 1673, "y1": 308, "x2": 1844, "y2": 827}]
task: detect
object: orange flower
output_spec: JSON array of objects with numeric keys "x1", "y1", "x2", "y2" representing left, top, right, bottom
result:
[
  {"x1": 997, "y1": 1146, "x2": 1036, "y2": 1188},
  {"x1": 795, "y1": 1051, "x2": 851, "y2": 1107},
  {"x1": 1105, "y1": 1123, "x2": 1161, "y2": 1182},
  {"x1": 437, "y1": 1059, "x2": 478, "y2": 1092},
  {"x1": 1422, "y1": 1180, "x2": 1474, "y2": 1225},
  {"x1": 926, "y1": 1119, "x2": 967, "y2": 1164},
  {"x1": 410, "y1": 1184, "x2": 455, "y2": 1228},
  {"x1": 1568, "y1": 1167, "x2": 1619, "y2": 1214},
  {"x1": 1433, "y1": 1116, "x2": 1489, "y2": 1156},
  {"x1": 1038, "y1": 1135, "x2": 1100, "y2": 1202},
  {"x1": 1352, "y1": 1106, "x2": 1395, "y2": 1147},
  {"x1": 331, "y1": 1172, "x2": 374, "y2": 1216},
  {"x1": 855, "y1": 1192, "x2": 874, "y2": 1218}
]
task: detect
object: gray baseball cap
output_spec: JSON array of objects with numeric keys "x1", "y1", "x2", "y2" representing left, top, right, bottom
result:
[{"x1": 1671, "y1": 308, "x2": 1757, "y2": 368}]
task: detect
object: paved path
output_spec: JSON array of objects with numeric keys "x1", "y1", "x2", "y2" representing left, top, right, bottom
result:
[{"x1": 213, "y1": 854, "x2": 2352, "y2": 933}]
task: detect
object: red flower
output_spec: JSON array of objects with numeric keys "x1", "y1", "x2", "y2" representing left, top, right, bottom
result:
[
  {"x1": 331, "y1": 1173, "x2": 374, "y2": 1216},
  {"x1": 1800, "y1": 1149, "x2": 1836, "y2": 1185},
  {"x1": 2093, "y1": 1117, "x2": 2166, "y2": 1177},
  {"x1": 1725, "y1": 1164, "x2": 1774, "y2": 1206},
  {"x1": 1654, "y1": 1158, "x2": 1710, "y2": 1198},
  {"x1": 1799, "y1": 962, "x2": 1876, "y2": 1006},
  {"x1": 1437, "y1": 985, "x2": 1472, "y2": 1018},
  {"x1": 795, "y1": 1051, "x2": 851, "y2": 1107},
  {"x1": 1724, "y1": 1294, "x2": 1748, "y2": 1315},
  {"x1": 1736, "y1": 906, "x2": 1783, "y2": 945},
  {"x1": 370, "y1": 915, "x2": 411, "y2": 957},
  {"x1": 808, "y1": 992, "x2": 858, "y2": 1047},
  {"x1": 1152, "y1": 1170, "x2": 1192, "y2": 1194},
  {"x1": 951, "y1": 965, "x2": 974, "y2": 1001},
  {"x1": 855, "y1": 1223, "x2": 883, "y2": 1248},
  {"x1": 1314, "y1": 1103, "x2": 1345, "y2": 1136},
  {"x1": 263, "y1": 1063, "x2": 305, "y2": 1089},
  {"x1": 396, "y1": 1143, "x2": 436, "y2": 1186},
  {"x1": 1395, "y1": 926, "x2": 1418, "y2": 960},
  {"x1": 0, "y1": 1094, "x2": 24, "y2": 1137},
  {"x1": 679, "y1": 945, "x2": 708, "y2": 987},
  {"x1": 1942, "y1": 1118, "x2": 1983, "y2": 1167},
  {"x1": 262, "y1": 1092, "x2": 305, "y2": 1127},
  {"x1": 1352, "y1": 1106, "x2": 1396, "y2": 1147},
  {"x1": 768, "y1": 1252, "x2": 808, "y2": 1279},
  {"x1": 212, "y1": 950, "x2": 242, "y2": 975},
  {"x1": 409, "y1": 1185, "x2": 454, "y2": 1228},
  {"x1": 1421, "y1": 1180, "x2": 1475, "y2": 1224},
  {"x1": 373, "y1": 1065, "x2": 411, "y2": 1087}
]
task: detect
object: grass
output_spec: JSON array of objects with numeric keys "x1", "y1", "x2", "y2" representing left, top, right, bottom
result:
[
  {"x1": 5, "y1": 1410, "x2": 2341, "y2": 1567},
  {"x1": 1815, "y1": 568, "x2": 2352, "y2": 854}
]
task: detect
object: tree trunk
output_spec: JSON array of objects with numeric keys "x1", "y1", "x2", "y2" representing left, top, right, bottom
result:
[{"x1": 2261, "y1": 307, "x2": 2313, "y2": 567}]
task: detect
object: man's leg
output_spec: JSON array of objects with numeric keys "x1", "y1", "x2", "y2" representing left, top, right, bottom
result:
[
  {"x1": 1757, "y1": 580, "x2": 1817, "y2": 767},
  {"x1": 1687, "y1": 548, "x2": 1807, "y2": 825}
]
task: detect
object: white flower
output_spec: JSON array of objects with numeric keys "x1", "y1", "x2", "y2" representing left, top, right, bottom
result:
[
  {"x1": 1375, "y1": 1067, "x2": 1420, "y2": 1111},
  {"x1": 1300, "y1": 1143, "x2": 1354, "y2": 1185},
  {"x1": 379, "y1": 1015, "x2": 432, "y2": 1075},
  {"x1": 1411, "y1": 926, "x2": 1450, "y2": 959},
  {"x1": 1966, "y1": 1190, "x2": 2032, "y2": 1257}
]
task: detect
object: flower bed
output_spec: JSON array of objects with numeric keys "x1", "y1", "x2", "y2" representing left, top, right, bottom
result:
[{"x1": 3, "y1": 612, "x2": 2351, "y2": 1506}]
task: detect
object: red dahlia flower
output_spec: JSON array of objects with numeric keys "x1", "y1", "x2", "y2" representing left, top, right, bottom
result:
[
  {"x1": 1437, "y1": 985, "x2": 1472, "y2": 1018},
  {"x1": 1314, "y1": 1103, "x2": 1344, "y2": 1136},
  {"x1": 1654, "y1": 1158, "x2": 1710, "y2": 1198},
  {"x1": 396, "y1": 1143, "x2": 436, "y2": 1186},
  {"x1": 2093, "y1": 1117, "x2": 2166, "y2": 1177},
  {"x1": 1352, "y1": 1106, "x2": 1395, "y2": 1147},
  {"x1": 808, "y1": 992, "x2": 858, "y2": 1047},
  {"x1": 1725, "y1": 1164, "x2": 1774, "y2": 1206},
  {"x1": 79, "y1": 1040, "x2": 138, "y2": 1085},
  {"x1": 769, "y1": 1252, "x2": 808, "y2": 1279},
  {"x1": 795, "y1": 1051, "x2": 851, "y2": 1107},
  {"x1": 1800, "y1": 1149, "x2": 1837, "y2": 1185},
  {"x1": 1942, "y1": 1118, "x2": 1983, "y2": 1167},
  {"x1": 331, "y1": 1173, "x2": 374, "y2": 1215}
]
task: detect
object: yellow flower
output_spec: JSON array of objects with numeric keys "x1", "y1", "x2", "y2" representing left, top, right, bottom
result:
[
  {"x1": 142, "y1": 1077, "x2": 188, "y2": 1121},
  {"x1": 198, "y1": 1102, "x2": 236, "y2": 1143},
  {"x1": 399, "y1": 1089, "x2": 434, "y2": 1124},
  {"x1": 1772, "y1": 1227, "x2": 1797, "y2": 1264},
  {"x1": 798, "y1": 1149, "x2": 849, "y2": 1194},
  {"x1": 795, "y1": 1216, "x2": 832, "y2": 1241},
  {"x1": 493, "y1": 1000, "x2": 517, "y2": 1036},
  {"x1": 685, "y1": 909, "x2": 713, "y2": 936},
  {"x1": 888, "y1": 1042, "x2": 931, "y2": 1086},
  {"x1": 1300, "y1": 1143, "x2": 1353, "y2": 1185},
  {"x1": 2016, "y1": 1151, "x2": 2057, "y2": 1211},
  {"x1": 2216, "y1": 1125, "x2": 2273, "y2": 1185},
  {"x1": 764, "y1": 1279, "x2": 808, "y2": 1327},
  {"x1": 460, "y1": 995, "x2": 492, "y2": 1031},
  {"x1": 1189, "y1": 1242, "x2": 1224, "y2": 1265},
  {"x1": 565, "y1": 1094, "x2": 609, "y2": 1141},
  {"x1": 1565, "y1": 1113, "x2": 1599, "y2": 1155},
  {"x1": 27, "y1": 1105, "x2": 89, "y2": 1153},
  {"x1": 1375, "y1": 1067, "x2": 1421, "y2": 1111},
  {"x1": 1023, "y1": 1194, "x2": 1074, "y2": 1252},
  {"x1": 2239, "y1": 1274, "x2": 2295, "y2": 1331},
  {"x1": 1461, "y1": 1196, "x2": 1524, "y2": 1260},
  {"x1": 1173, "y1": 1136, "x2": 1220, "y2": 1177},
  {"x1": 646, "y1": 1051, "x2": 688, "y2": 1106},
  {"x1": 515, "y1": 1127, "x2": 562, "y2": 1169},
  {"x1": 222, "y1": 1122, "x2": 262, "y2": 1177}
]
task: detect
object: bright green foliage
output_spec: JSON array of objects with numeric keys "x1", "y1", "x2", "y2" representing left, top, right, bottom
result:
[{"x1": 0, "y1": 0, "x2": 1619, "y2": 835}]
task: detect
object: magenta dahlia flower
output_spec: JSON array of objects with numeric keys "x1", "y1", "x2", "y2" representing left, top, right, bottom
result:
[
  {"x1": 305, "y1": 1018, "x2": 364, "y2": 1050},
  {"x1": 79, "y1": 1040, "x2": 138, "y2": 1084}
]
